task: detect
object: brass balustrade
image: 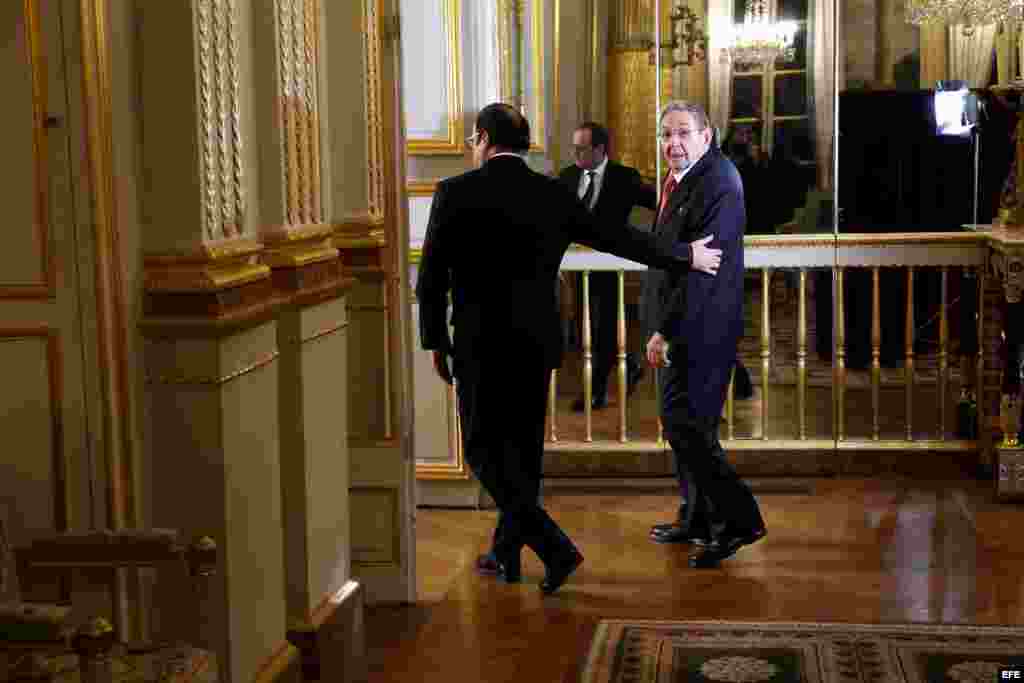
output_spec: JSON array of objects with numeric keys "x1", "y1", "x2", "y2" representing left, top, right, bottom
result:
[{"x1": 542, "y1": 233, "x2": 999, "y2": 458}]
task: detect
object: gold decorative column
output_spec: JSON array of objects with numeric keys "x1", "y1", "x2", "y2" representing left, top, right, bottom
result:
[
  {"x1": 990, "y1": 228, "x2": 1024, "y2": 500},
  {"x1": 253, "y1": 2, "x2": 364, "y2": 676},
  {"x1": 330, "y1": 0, "x2": 417, "y2": 604},
  {"x1": 136, "y1": 3, "x2": 285, "y2": 682}
]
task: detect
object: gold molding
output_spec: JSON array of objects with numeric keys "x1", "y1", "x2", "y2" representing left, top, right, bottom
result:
[
  {"x1": 333, "y1": 211, "x2": 385, "y2": 233},
  {"x1": 297, "y1": 321, "x2": 348, "y2": 345},
  {"x1": 261, "y1": 222, "x2": 335, "y2": 245},
  {"x1": 146, "y1": 350, "x2": 280, "y2": 386},
  {"x1": 0, "y1": 1, "x2": 55, "y2": 299},
  {"x1": 0, "y1": 327, "x2": 68, "y2": 532},
  {"x1": 144, "y1": 262, "x2": 271, "y2": 293},
  {"x1": 405, "y1": 0, "x2": 465, "y2": 155},
  {"x1": 262, "y1": 243, "x2": 338, "y2": 269},
  {"x1": 406, "y1": 179, "x2": 439, "y2": 196},
  {"x1": 363, "y1": 0, "x2": 385, "y2": 220},
  {"x1": 541, "y1": 438, "x2": 979, "y2": 452},
  {"x1": 253, "y1": 641, "x2": 300, "y2": 683},
  {"x1": 552, "y1": 0, "x2": 560, "y2": 168},
  {"x1": 495, "y1": 0, "x2": 546, "y2": 153},
  {"x1": 331, "y1": 215, "x2": 387, "y2": 250},
  {"x1": 416, "y1": 382, "x2": 469, "y2": 480},
  {"x1": 834, "y1": 231, "x2": 991, "y2": 246},
  {"x1": 143, "y1": 237, "x2": 265, "y2": 265},
  {"x1": 80, "y1": 0, "x2": 137, "y2": 539},
  {"x1": 260, "y1": 224, "x2": 338, "y2": 269}
]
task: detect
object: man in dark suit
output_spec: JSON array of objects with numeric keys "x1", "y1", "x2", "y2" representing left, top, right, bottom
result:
[
  {"x1": 642, "y1": 101, "x2": 767, "y2": 567},
  {"x1": 558, "y1": 122, "x2": 657, "y2": 411},
  {"x1": 416, "y1": 103, "x2": 722, "y2": 594}
]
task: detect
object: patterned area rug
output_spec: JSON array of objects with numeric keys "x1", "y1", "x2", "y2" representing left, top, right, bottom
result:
[{"x1": 580, "y1": 620, "x2": 1024, "y2": 683}]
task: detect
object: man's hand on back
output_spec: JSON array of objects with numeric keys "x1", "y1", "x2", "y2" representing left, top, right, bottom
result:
[{"x1": 690, "y1": 234, "x2": 720, "y2": 275}]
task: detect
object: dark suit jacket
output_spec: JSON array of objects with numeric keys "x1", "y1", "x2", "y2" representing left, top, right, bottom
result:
[
  {"x1": 416, "y1": 155, "x2": 690, "y2": 372},
  {"x1": 557, "y1": 160, "x2": 657, "y2": 227},
  {"x1": 641, "y1": 147, "x2": 746, "y2": 420}
]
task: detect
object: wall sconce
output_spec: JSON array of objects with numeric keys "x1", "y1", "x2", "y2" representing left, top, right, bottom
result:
[{"x1": 649, "y1": 1, "x2": 708, "y2": 67}]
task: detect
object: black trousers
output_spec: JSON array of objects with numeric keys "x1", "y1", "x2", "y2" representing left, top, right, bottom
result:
[
  {"x1": 454, "y1": 354, "x2": 576, "y2": 567},
  {"x1": 658, "y1": 361, "x2": 764, "y2": 536},
  {"x1": 581, "y1": 272, "x2": 640, "y2": 397}
]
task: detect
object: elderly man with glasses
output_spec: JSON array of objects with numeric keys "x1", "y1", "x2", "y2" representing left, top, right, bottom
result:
[{"x1": 642, "y1": 101, "x2": 767, "y2": 568}]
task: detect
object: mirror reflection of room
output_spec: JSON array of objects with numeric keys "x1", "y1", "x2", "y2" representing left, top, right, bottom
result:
[{"x1": 405, "y1": 0, "x2": 1024, "y2": 489}]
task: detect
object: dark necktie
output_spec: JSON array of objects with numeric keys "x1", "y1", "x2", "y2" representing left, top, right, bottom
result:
[
  {"x1": 581, "y1": 171, "x2": 596, "y2": 211},
  {"x1": 657, "y1": 174, "x2": 678, "y2": 225}
]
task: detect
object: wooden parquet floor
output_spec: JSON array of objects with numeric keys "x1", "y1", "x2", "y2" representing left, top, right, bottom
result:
[{"x1": 365, "y1": 479, "x2": 1024, "y2": 683}]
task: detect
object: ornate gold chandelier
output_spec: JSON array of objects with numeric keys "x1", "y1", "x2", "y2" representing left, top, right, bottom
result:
[
  {"x1": 723, "y1": 0, "x2": 797, "y2": 66},
  {"x1": 905, "y1": 0, "x2": 1024, "y2": 34}
]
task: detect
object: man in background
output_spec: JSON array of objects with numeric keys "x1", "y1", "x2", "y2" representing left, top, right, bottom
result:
[{"x1": 559, "y1": 122, "x2": 658, "y2": 411}]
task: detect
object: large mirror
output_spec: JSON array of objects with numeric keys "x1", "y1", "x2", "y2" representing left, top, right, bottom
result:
[
  {"x1": 406, "y1": 0, "x2": 910, "y2": 484},
  {"x1": 829, "y1": 0, "x2": 1020, "y2": 441}
]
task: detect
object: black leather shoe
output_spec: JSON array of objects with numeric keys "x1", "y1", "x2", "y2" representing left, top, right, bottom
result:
[
  {"x1": 540, "y1": 550, "x2": 584, "y2": 595},
  {"x1": 688, "y1": 528, "x2": 766, "y2": 568},
  {"x1": 650, "y1": 524, "x2": 711, "y2": 545},
  {"x1": 476, "y1": 551, "x2": 521, "y2": 582},
  {"x1": 495, "y1": 550, "x2": 521, "y2": 583},
  {"x1": 571, "y1": 396, "x2": 608, "y2": 412},
  {"x1": 475, "y1": 552, "x2": 500, "y2": 575},
  {"x1": 734, "y1": 367, "x2": 754, "y2": 400},
  {"x1": 626, "y1": 363, "x2": 646, "y2": 396}
]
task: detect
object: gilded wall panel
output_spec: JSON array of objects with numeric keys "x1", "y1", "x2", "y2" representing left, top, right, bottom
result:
[
  {"x1": 607, "y1": 50, "x2": 671, "y2": 181},
  {"x1": 400, "y1": 0, "x2": 464, "y2": 155},
  {"x1": 195, "y1": 0, "x2": 245, "y2": 241},
  {"x1": 0, "y1": 0, "x2": 50, "y2": 296}
]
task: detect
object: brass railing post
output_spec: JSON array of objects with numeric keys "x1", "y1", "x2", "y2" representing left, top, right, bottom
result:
[
  {"x1": 835, "y1": 266, "x2": 846, "y2": 442},
  {"x1": 797, "y1": 268, "x2": 807, "y2": 440},
  {"x1": 548, "y1": 369, "x2": 558, "y2": 442},
  {"x1": 726, "y1": 365, "x2": 735, "y2": 440},
  {"x1": 939, "y1": 266, "x2": 949, "y2": 440},
  {"x1": 978, "y1": 264, "x2": 987, "y2": 454},
  {"x1": 871, "y1": 267, "x2": 881, "y2": 440},
  {"x1": 761, "y1": 268, "x2": 771, "y2": 440},
  {"x1": 905, "y1": 266, "x2": 915, "y2": 441},
  {"x1": 617, "y1": 270, "x2": 628, "y2": 442},
  {"x1": 582, "y1": 270, "x2": 593, "y2": 442}
]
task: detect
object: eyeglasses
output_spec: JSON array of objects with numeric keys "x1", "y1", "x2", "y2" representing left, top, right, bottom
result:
[
  {"x1": 571, "y1": 144, "x2": 594, "y2": 155},
  {"x1": 660, "y1": 128, "x2": 704, "y2": 142},
  {"x1": 465, "y1": 132, "x2": 481, "y2": 149}
]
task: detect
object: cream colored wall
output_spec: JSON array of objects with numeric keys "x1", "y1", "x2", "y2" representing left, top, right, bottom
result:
[{"x1": 322, "y1": 1, "x2": 370, "y2": 217}]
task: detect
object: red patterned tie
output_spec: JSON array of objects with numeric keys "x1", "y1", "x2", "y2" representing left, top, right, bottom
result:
[{"x1": 658, "y1": 174, "x2": 678, "y2": 224}]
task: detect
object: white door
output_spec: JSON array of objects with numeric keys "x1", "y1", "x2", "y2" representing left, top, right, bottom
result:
[{"x1": 0, "y1": 2, "x2": 98, "y2": 576}]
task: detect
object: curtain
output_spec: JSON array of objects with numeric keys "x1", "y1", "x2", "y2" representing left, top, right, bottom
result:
[
  {"x1": 948, "y1": 23, "x2": 997, "y2": 86},
  {"x1": 995, "y1": 20, "x2": 1020, "y2": 85},
  {"x1": 705, "y1": 0, "x2": 732, "y2": 135},
  {"x1": 811, "y1": 0, "x2": 841, "y2": 189},
  {"x1": 919, "y1": 24, "x2": 949, "y2": 87}
]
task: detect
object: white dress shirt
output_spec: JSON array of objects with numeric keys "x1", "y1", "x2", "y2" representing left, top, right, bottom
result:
[{"x1": 577, "y1": 156, "x2": 609, "y2": 210}]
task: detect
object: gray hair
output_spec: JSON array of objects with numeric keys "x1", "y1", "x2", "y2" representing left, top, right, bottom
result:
[{"x1": 659, "y1": 100, "x2": 710, "y2": 130}]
